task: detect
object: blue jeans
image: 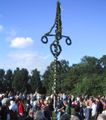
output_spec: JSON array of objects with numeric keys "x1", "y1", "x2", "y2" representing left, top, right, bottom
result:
[{"x1": 56, "y1": 111, "x2": 61, "y2": 120}]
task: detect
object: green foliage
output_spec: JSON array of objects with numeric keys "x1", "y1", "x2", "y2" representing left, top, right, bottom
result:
[
  {"x1": 12, "y1": 68, "x2": 29, "y2": 92},
  {"x1": 5, "y1": 69, "x2": 13, "y2": 90},
  {"x1": 42, "y1": 60, "x2": 71, "y2": 94},
  {"x1": 0, "y1": 69, "x2": 5, "y2": 80},
  {"x1": 42, "y1": 66, "x2": 54, "y2": 94},
  {"x1": 100, "y1": 55, "x2": 106, "y2": 68},
  {"x1": 31, "y1": 69, "x2": 42, "y2": 93},
  {"x1": 42, "y1": 55, "x2": 106, "y2": 96},
  {"x1": 1, "y1": 54, "x2": 106, "y2": 96},
  {"x1": 0, "y1": 69, "x2": 5, "y2": 91}
]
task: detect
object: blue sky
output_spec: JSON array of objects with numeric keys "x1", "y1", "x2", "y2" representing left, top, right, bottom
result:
[{"x1": 0, "y1": 0, "x2": 106, "y2": 74}]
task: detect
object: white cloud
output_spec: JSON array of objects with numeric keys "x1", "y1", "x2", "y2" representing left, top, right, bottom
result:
[
  {"x1": 7, "y1": 52, "x2": 51, "y2": 74},
  {"x1": 10, "y1": 37, "x2": 33, "y2": 48},
  {"x1": 0, "y1": 25, "x2": 4, "y2": 32}
]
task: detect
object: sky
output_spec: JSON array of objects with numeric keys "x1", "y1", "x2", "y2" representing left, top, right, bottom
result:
[{"x1": 0, "y1": 0, "x2": 106, "y2": 74}]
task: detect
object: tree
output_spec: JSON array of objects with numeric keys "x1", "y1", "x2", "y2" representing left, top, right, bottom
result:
[
  {"x1": 12, "y1": 68, "x2": 29, "y2": 92},
  {"x1": 5, "y1": 69, "x2": 13, "y2": 90},
  {"x1": 42, "y1": 59, "x2": 70, "y2": 94},
  {"x1": 73, "y1": 74, "x2": 105, "y2": 96},
  {"x1": 42, "y1": 67, "x2": 53, "y2": 94},
  {"x1": 31, "y1": 69, "x2": 42, "y2": 93},
  {"x1": 0, "y1": 69, "x2": 5, "y2": 81},
  {"x1": 100, "y1": 55, "x2": 106, "y2": 68},
  {"x1": 81, "y1": 56, "x2": 102, "y2": 74},
  {"x1": 57, "y1": 60, "x2": 70, "y2": 92},
  {"x1": 0, "y1": 69, "x2": 5, "y2": 91}
]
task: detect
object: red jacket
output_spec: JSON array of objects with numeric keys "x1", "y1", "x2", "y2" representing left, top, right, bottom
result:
[{"x1": 18, "y1": 100, "x2": 24, "y2": 116}]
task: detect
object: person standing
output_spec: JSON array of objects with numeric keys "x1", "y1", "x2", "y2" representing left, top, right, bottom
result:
[
  {"x1": 1, "y1": 97, "x2": 10, "y2": 120},
  {"x1": 91, "y1": 99, "x2": 97, "y2": 120}
]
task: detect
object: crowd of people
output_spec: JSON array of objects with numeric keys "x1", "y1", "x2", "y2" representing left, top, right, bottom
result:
[{"x1": 0, "y1": 91, "x2": 106, "y2": 120}]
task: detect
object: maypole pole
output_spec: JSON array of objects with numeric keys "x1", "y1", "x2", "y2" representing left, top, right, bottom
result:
[{"x1": 41, "y1": 0, "x2": 72, "y2": 109}]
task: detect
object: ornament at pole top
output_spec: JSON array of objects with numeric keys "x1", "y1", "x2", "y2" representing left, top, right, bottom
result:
[{"x1": 41, "y1": 0, "x2": 72, "y2": 56}]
